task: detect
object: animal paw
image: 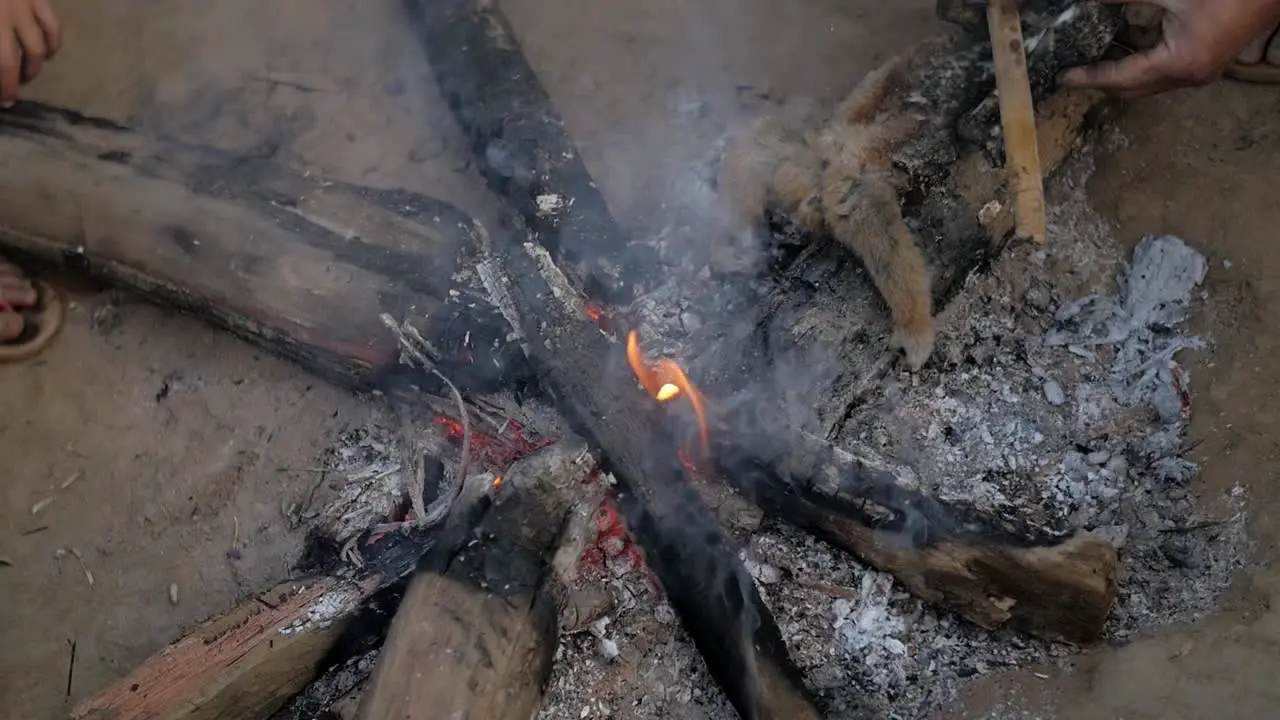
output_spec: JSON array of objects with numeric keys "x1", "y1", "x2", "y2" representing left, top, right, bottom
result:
[{"x1": 889, "y1": 317, "x2": 935, "y2": 371}]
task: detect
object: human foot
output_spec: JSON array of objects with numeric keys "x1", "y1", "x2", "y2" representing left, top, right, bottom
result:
[{"x1": 0, "y1": 256, "x2": 64, "y2": 362}]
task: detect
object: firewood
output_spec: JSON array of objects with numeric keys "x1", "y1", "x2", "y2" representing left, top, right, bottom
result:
[
  {"x1": 0, "y1": 102, "x2": 528, "y2": 396},
  {"x1": 357, "y1": 441, "x2": 594, "y2": 720},
  {"x1": 69, "y1": 577, "x2": 384, "y2": 720},
  {"x1": 483, "y1": 246, "x2": 822, "y2": 720},
  {"x1": 707, "y1": 411, "x2": 1119, "y2": 645},
  {"x1": 72, "y1": 439, "x2": 591, "y2": 720},
  {"x1": 404, "y1": 0, "x2": 639, "y2": 305}
]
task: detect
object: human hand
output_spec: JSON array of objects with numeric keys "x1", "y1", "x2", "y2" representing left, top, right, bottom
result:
[
  {"x1": 0, "y1": 0, "x2": 60, "y2": 107},
  {"x1": 1060, "y1": 0, "x2": 1280, "y2": 97}
]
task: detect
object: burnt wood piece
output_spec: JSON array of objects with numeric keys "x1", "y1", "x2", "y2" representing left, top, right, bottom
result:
[
  {"x1": 405, "y1": 0, "x2": 638, "y2": 305},
  {"x1": 486, "y1": 245, "x2": 821, "y2": 720},
  {"x1": 357, "y1": 442, "x2": 591, "y2": 720},
  {"x1": 705, "y1": 408, "x2": 1119, "y2": 645},
  {"x1": 0, "y1": 101, "x2": 529, "y2": 395}
]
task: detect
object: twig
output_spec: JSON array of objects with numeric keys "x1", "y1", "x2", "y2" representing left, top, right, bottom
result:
[
  {"x1": 378, "y1": 314, "x2": 472, "y2": 529},
  {"x1": 55, "y1": 547, "x2": 94, "y2": 587},
  {"x1": 65, "y1": 638, "x2": 77, "y2": 698},
  {"x1": 298, "y1": 469, "x2": 329, "y2": 518},
  {"x1": 1159, "y1": 520, "x2": 1227, "y2": 535}
]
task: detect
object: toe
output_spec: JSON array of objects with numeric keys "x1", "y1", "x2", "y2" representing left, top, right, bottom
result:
[
  {"x1": 0, "y1": 277, "x2": 37, "y2": 308},
  {"x1": 0, "y1": 311, "x2": 22, "y2": 342},
  {"x1": 1265, "y1": 28, "x2": 1280, "y2": 67},
  {"x1": 1239, "y1": 30, "x2": 1273, "y2": 65}
]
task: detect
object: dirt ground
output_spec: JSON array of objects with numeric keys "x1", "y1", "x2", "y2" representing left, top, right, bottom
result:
[{"x1": 2, "y1": 0, "x2": 1279, "y2": 718}]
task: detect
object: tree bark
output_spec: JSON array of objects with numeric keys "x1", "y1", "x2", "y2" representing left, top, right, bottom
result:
[{"x1": 0, "y1": 101, "x2": 528, "y2": 395}]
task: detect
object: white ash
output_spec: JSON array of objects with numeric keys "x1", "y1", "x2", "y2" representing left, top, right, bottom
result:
[{"x1": 315, "y1": 425, "x2": 409, "y2": 544}]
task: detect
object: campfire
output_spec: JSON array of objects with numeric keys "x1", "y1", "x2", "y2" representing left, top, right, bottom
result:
[{"x1": 48, "y1": 1, "x2": 1183, "y2": 719}]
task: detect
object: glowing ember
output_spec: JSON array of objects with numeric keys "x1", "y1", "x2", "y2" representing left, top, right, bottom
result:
[
  {"x1": 492, "y1": 475, "x2": 504, "y2": 494},
  {"x1": 625, "y1": 331, "x2": 709, "y2": 455},
  {"x1": 585, "y1": 303, "x2": 604, "y2": 322}
]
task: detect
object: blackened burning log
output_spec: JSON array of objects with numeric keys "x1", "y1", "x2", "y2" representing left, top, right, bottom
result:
[
  {"x1": 483, "y1": 245, "x2": 821, "y2": 720},
  {"x1": 0, "y1": 101, "x2": 528, "y2": 395},
  {"x1": 357, "y1": 441, "x2": 594, "y2": 720},
  {"x1": 405, "y1": 0, "x2": 640, "y2": 304},
  {"x1": 707, "y1": 410, "x2": 1118, "y2": 645}
]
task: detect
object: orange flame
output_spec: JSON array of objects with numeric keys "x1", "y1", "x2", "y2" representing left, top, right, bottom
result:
[
  {"x1": 492, "y1": 475, "x2": 504, "y2": 494},
  {"x1": 625, "y1": 331, "x2": 709, "y2": 455}
]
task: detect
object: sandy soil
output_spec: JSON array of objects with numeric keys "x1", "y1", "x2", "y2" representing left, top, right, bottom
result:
[{"x1": 1, "y1": 0, "x2": 1278, "y2": 718}]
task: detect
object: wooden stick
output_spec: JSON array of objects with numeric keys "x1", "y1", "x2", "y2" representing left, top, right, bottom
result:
[{"x1": 987, "y1": 0, "x2": 1048, "y2": 243}]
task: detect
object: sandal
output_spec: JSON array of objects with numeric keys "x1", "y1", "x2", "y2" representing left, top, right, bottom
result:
[
  {"x1": 0, "y1": 279, "x2": 65, "y2": 363},
  {"x1": 1224, "y1": 61, "x2": 1280, "y2": 84},
  {"x1": 1226, "y1": 27, "x2": 1280, "y2": 84}
]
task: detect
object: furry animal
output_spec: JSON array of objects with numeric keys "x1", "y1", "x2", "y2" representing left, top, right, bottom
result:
[{"x1": 717, "y1": 56, "x2": 935, "y2": 370}]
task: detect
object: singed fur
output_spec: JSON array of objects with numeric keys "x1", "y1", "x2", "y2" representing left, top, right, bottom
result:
[{"x1": 717, "y1": 56, "x2": 935, "y2": 370}]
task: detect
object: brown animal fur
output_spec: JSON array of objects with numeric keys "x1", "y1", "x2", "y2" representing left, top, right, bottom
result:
[{"x1": 718, "y1": 56, "x2": 935, "y2": 370}]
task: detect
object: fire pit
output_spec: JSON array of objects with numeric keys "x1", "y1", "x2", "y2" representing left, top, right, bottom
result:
[{"x1": 26, "y1": 2, "x2": 1242, "y2": 719}]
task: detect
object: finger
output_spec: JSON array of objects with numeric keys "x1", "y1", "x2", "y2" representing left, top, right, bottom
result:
[
  {"x1": 0, "y1": 31, "x2": 20, "y2": 107},
  {"x1": 15, "y1": 15, "x2": 47, "y2": 84},
  {"x1": 1057, "y1": 46, "x2": 1176, "y2": 94},
  {"x1": 32, "y1": 0, "x2": 60, "y2": 58}
]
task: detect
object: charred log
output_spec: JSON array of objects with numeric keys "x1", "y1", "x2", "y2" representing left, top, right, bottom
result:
[
  {"x1": 356, "y1": 441, "x2": 592, "y2": 720},
  {"x1": 405, "y1": 0, "x2": 642, "y2": 305},
  {"x1": 0, "y1": 101, "x2": 529, "y2": 396},
  {"x1": 485, "y1": 245, "x2": 822, "y2": 720},
  {"x1": 706, "y1": 409, "x2": 1118, "y2": 645}
]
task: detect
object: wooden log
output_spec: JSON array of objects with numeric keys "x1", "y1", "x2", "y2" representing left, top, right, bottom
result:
[
  {"x1": 404, "y1": 0, "x2": 639, "y2": 305},
  {"x1": 356, "y1": 441, "x2": 593, "y2": 720},
  {"x1": 70, "y1": 576, "x2": 397, "y2": 720},
  {"x1": 0, "y1": 102, "x2": 529, "y2": 395},
  {"x1": 704, "y1": 408, "x2": 1119, "y2": 645},
  {"x1": 481, "y1": 245, "x2": 822, "y2": 720}
]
